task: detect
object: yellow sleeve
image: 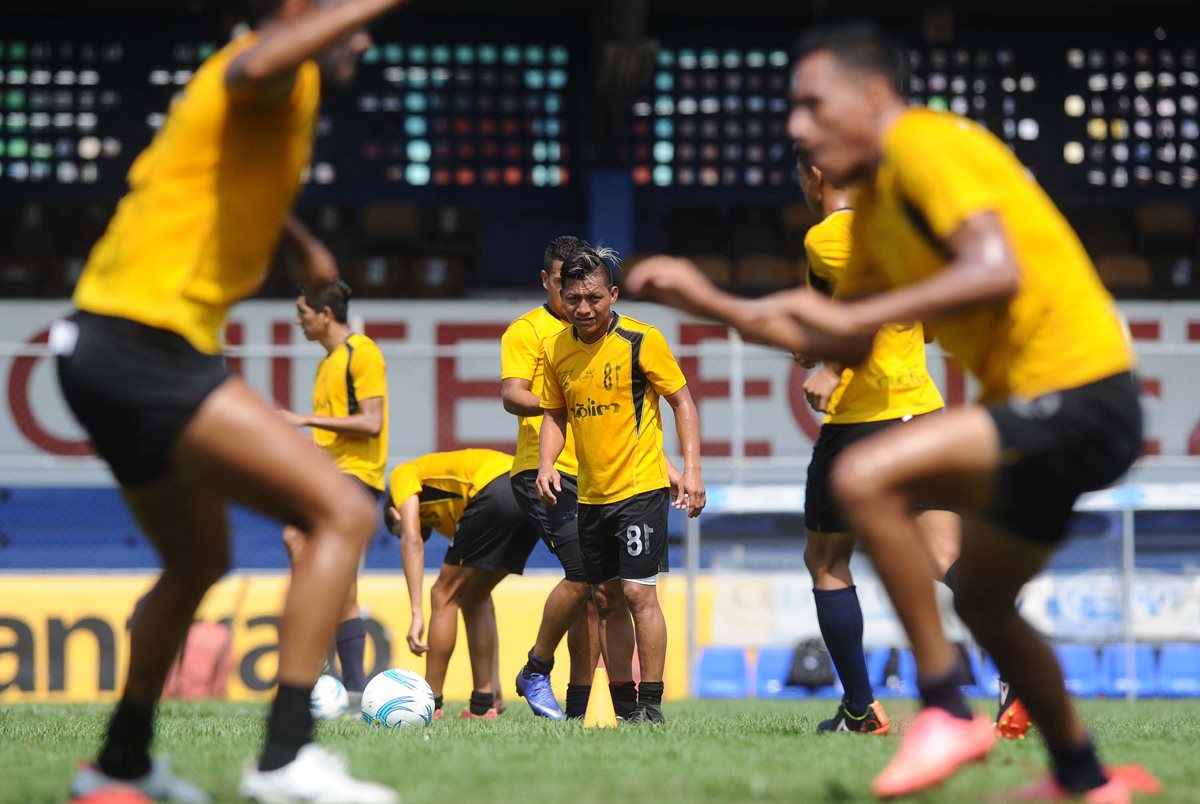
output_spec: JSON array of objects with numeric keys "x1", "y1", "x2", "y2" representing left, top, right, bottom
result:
[
  {"x1": 639, "y1": 327, "x2": 688, "y2": 397},
  {"x1": 500, "y1": 319, "x2": 539, "y2": 381},
  {"x1": 890, "y1": 116, "x2": 1002, "y2": 242},
  {"x1": 349, "y1": 338, "x2": 387, "y2": 401},
  {"x1": 540, "y1": 338, "x2": 566, "y2": 409},
  {"x1": 388, "y1": 463, "x2": 422, "y2": 507},
  {"x1": 804, "y1": 226, "x2": 850, "y2": 288},
  {"x1": 837, "y1": 213, "x2": 884, "y2": 300}
]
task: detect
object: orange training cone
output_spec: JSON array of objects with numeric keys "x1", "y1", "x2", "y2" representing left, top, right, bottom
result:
[{"x1": 583, "y1": 664, "x2": 618, "y2": 729}]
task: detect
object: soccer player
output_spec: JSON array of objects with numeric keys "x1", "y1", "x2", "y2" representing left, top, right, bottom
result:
[
  {"x1": 626, "y1": 25, "x2": 1159, "y2": 802},
  {"x1": 503, "y1": 235, "x2": 608, "y2": 720},
  {"x1": 56, "y1": 2, "x2": 406, "y2": 802},
  {"x1": 279, "y1": 222, "x2": 388, "y2": 717},
  {"x1": 793, "y1": 143, "x2": 959, "y2": 736},
  {"x1": 537, "y1": 245, "x2": 705, "y2": 724},
  {"x1": 386, "y1": 448, "x2": 541, "y2": 720}
]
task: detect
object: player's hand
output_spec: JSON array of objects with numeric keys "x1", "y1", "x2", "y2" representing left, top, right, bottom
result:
[
  {"x1": 668, "y1": 462, "x2": 684, "y2": 508},
  {"x1": 536, "y1": 466, "x2": 561, "y2": 505},
  {"x1": 681, "y1": 467, "x2": 706, "y2": 518},
  {"x1": 623, "y1": 256, "x2": 715, "y2": 311},
  {"x1": 803, "y1": 365, "x2": 842, "y2": 413},
  {"x1": 407, "y1": 615, "x2": 428, "y2": 655},
  {"x1": 279, "y1": 409, "x2": 308, "y2": 428}
]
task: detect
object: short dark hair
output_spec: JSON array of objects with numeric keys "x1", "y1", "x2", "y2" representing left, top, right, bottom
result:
[
  {"x1": 307, "y1": 278, "x2": 352, "y2": 323},
  {"x1": 544, "y1": 235, "x2": 589, "y2": 272},
  {"x1": 560, "y1": 245, "x2": 620, "y2": 293},
  {"x1": 794, "y1": 23, "x2": 908, "y2": 97}
]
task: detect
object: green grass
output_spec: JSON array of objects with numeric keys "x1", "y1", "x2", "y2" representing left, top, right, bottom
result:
[{"x1": 2, "y1": 699, "x2": 1194, "y2": 803}]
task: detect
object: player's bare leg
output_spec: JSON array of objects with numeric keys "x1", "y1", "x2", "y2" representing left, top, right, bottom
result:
[
  {"x1": 621, "y1": 580, "x2": 667, "y2": 723},
  {"x1": 592, "y1": 581, "x2": 639, "y2": 718},
  {"x1": 425, "y1": 566, "x2": 470, "y2": 702},
  {"x1": 459, "y1": 572, "x2": 507, "y2": 718}
]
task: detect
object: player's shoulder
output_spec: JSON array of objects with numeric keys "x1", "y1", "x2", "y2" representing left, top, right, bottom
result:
[
  {"x1": 510, "y1": 304, "x2": 567, "y2": 337},
  {"x1": 612, "y1": 313, "x2": 658, "y2": 336},
  {"x1": 805, "y1": 210, "x2": 854, "y2": 249},
  {"x1": 348, "y1": 332, "x2": 384, "y2": 356},
  {"x1": 889, "y1": 108, "x2": 990, "y2": 155}
]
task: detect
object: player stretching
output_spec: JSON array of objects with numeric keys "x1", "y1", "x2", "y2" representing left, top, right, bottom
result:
[
  {"x1": 537, "y1": 246, "x2": 704, "y2": 724},
  {"x1": 58, "y1": 2, "x2": 407, "y2": 802},
  {"x1": 281, "y1": 223, "x2": 388, "y2": 718},
  {"x1": 627, "y1": 24, "x2": 1159, "y2": 803},
  {"x1": 504, "y1": 236, "x2": 608, "y2": 720},
  {"x1": 387, "y1": 449, "x2": 540, "y2": 720},
  {"x1": 793, "y1": 143, "x2": 959, "y2": 736}
]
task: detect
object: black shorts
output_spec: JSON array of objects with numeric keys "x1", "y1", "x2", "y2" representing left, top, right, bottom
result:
[
  {"x1": 444, "y1": 475, "x2": 540, "y2": 574},
  {"x1": 346, "y1": 474, "x2": 384, "y2": 502},
  {"x1": 985, "y1": 371, "x2": 1142, "y2": 543},
  {"x1": 510, "y1": 470, "x2": 585, "y2": 582},
  {"x1": 54, "y1": 311, "x2": 232, "y2": 487},
  {"x1": 806, "y1": 414, "x2": 932, "y2": 533},
  {"x1": 578, "y1": 488, "x2": 670, "y2": 585}
]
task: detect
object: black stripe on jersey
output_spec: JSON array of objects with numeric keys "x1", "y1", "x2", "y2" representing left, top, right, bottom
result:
[
  {"x1": 807, "y1": 267, "x2": 834, "y2": 297},
  {"x1": 418, "y1": 486, "x2": 463, "y2": 503},
  {"x1": 615, "y1": 327, "x2": 647, "y2": 435},
  {"x1": 344, "y1": 338, "x2": 359, "y2": 415},
  {"x1": 899, "y1": 193, "x2": 952, "y2": 260}
]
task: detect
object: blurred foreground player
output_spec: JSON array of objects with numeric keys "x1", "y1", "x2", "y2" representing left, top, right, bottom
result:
[
  {"x1": 57, "y1": 1, "x2": 408, "y2": 802},
  {"x1": 627, "y1": 24, "x2": 1159, "y2": 803},
  {"x1": 386, "y1": 449, "x2": 541, "y2": 720}
]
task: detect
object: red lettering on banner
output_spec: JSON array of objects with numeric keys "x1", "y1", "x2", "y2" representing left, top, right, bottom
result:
[
  {"x1": 225, "y1": 322, "x2": 244, "y2": 377},
  {"x1": 677, "y1": 324, "x2": 772, "y2": 456},
  {"x1": 1189, "y1": 322, "x2": 1200, "y2": 455},
  {"x1": 271, "y1": 322, "x2": 292, "y2": 408},
  {"x1": 8, "y1": 328, "x2": 93, "y2": 455},
  {"x1": 943, "y1": 360, "x2": 966, "y2": 407},
  {"x1": 436, "y1": 323, "x2": 510, "y2": 452},
  {"x1": 1128, "y1": 321, "x2": 1160, "y2": 340}
]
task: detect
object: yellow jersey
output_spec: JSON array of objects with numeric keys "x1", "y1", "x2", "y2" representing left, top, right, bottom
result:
[
  {"x1": 541, "y1": 313, "x2": 688, "y2": 505},
  {"x1": 842, "y1": 109, "x2": 1133, "y2": 402},
  {"x1": 73, "y1": 34, "x2": 320, "y2": 354},
  {"x1": 805, "y1": 209, "x2": 944, "y2": 424},
  {"x1": 501, "y1": 304, "x2": 579, "y2": 476},
  {"x1": 312, "y1": 333, "x2": 389, "y2": 491},
  {"x1": 388, "y1": 449, "x2": 514, "y2": 540}
]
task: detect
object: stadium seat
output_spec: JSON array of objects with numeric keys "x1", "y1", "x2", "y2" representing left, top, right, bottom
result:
[
  {"x1": 1095, "y1": 254, "x2": 1152, "y2": 299},
  {"x1": 1099, "y1": 643, "x2": 1157, "y2": 697},
  {"x1": 423, "y1": 205, "x2": 481, "y2": 263},
  {"x1": 735, "y1": 255, "x2": 797, "y2": 294},
  {"x1": 696, "y1": 646, "x2": 751, "y2": 698},
  {"x1": 1068, "y1": 206, "x2": 1136, "y2": 260},
  {"x1": 664, "y1": 205, "x2": 727, "y2": 256},
  {"x1": 1158, "y1": 643, "x2": 1200, "y2": 697},
  {"x1": 754, "y1": 646, "x2": 809, "y2": 699},
  {"x1": 361, "y1": 203, "x2": 421, "y2": 254},
  {"x1": 684, "y1": 253, "x2": 734, "y2": 288},
  {"x1": 730, "y1": 204, "x2": 783, "y2": 261},
  {"x1": 350, "y1": 255, "x2": 407, "y2": 298},
  {"x1": 1054, "y1": 644, "x2": 1100, "y2": 698},
  {"x1": 411, "y1": 255, "x2": 464, "y2": 298},
  {"x1": 868, "y1": 648, "x2": 917, "y2": 698},
  {"x1": 1137, "y1": 202, "x2": 1195, "y2": 254}
]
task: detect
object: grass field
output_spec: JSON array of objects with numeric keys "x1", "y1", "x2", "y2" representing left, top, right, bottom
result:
[{"x1": 2, "y1": 698, "x2": 1194, "y2": 803}]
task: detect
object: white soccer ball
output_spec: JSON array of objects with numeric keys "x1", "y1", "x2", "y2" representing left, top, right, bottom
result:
[
  {"x1": 361, "y1": 669, "x2": 436, "y2": 728},
  {"x1": 310, "y1": 673, "x2": 349, "y2": 721}
]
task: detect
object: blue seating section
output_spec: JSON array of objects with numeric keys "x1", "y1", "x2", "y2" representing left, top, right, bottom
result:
[{"x1": 696, "y1": 642, "x2": 1200, "y2": 699}]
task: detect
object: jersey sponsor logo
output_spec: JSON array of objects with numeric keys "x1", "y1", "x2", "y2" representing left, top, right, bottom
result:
[{"x1": 571, "y1": 398, "x2": 622, "y2": 420}]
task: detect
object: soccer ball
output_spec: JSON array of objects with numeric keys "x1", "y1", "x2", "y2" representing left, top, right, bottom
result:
[
  {"x1": 361, "y1": 669, "x2": 436, "y2": 728},
  {"x1": 310, "y1": 673, "x2": 349, "y2": 720}
]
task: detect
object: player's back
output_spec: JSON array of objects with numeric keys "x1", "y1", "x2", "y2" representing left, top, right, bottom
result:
[
  {"x1": 73, "y1": 34, "x2": 321, "y2": 355},
  {"x1": 389, "y1": 449, "x2": 514, "y2": 538}
]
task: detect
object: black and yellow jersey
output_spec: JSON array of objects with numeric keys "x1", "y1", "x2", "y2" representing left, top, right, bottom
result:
[
  {"x1": 311, "y1": 333, "x2": 388, "y2": 491},
  {"x1": 387, "y1": 449, "x2": 513, "y2": 540}
]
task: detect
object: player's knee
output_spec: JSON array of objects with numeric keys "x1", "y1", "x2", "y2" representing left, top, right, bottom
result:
[
  {"x1": 562, "y1": 578, "x2": 590, "y2": 602},
  {"x1": 620, "y1": 582, "x2": 658, "y2": 613},
  {"x1": 590, "y1": 583, "x2": 620, "y2": 617}
]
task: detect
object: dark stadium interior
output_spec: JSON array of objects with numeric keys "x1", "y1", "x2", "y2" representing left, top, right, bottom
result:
[{"x1": 2, "y1": 1, "x2": 1198, "y2": 299}]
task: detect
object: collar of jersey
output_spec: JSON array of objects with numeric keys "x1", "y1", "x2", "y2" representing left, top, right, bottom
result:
[
  {"x1": 572, "y1": 311, "x2": 621, "y2": 342},
  {"x1": 542, "y1": 303, "x2": 565, "y2": 322}
]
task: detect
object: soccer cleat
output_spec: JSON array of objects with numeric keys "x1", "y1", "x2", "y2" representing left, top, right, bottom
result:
[
  {"x1": 996, "y1": 681, "x2": 1033, "y2": 740},
  {"x1": 871, "y1": 708, "x2": 996, "y2": 799},
  {"x1": 1004, "y1": 764, "x2": 1162, "y2": 803},
  {"x1": 458, "y1": 708, "x2": 499, "y2": 720},
  {"x1": 817, "y1": 700, "x2": 891, "y2": 735},
  {"x1": 624, "y1": 704, "x2": 665, "y2": 725},
  {"x1": 71, "y1": 758, "x2": 210, "y2": 803},
  {"x1": 432, "y1": 708, "x2": 444, "y2": 721},
  {"x1": 515, "y1": 669, "x2": 567, "y2": 720},
  {"x1": 238, "y1": 744, "x2": 400, "y2": 804}
]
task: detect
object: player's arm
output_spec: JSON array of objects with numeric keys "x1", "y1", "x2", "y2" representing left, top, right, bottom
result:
[
  {"x1": 501, "y1": 378, "x2": 543, "y2": 417},
  {"x1": 295, "y1": 396, "x2": 384, "y2": 437},
  {"x1": 282, "y1": 215, "x2": 339, "y2": 297},
  {"x1": 663, "y1": 386, "x2": 705, "y2": 517},
  {"x1": 387, "y1": 493, "x2": 429, "y2": 655},
  {"x1": 536, "y1": 407, "x2": 568, "y2": 505},
  {"x1": 624, "y1": 256, "x2": 876, "y2": 366},
  {"x1": 226, "y1": 0, "x2": 407, "y2": 101},
  {"x1": 803, "y1": 361, "x2": 843, "y2": 414},
  {"x1": 842, "y1": 211, "x2": 1019, "y2": 333}
]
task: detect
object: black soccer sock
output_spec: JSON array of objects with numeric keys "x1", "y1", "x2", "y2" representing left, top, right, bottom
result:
[
  {"x1": 524, "y1": 649, "x2": 554, "y2": 677},
  {"x1": 259, "y1": 683, "x2": 314, "y2": 772},
  {"x1": 469, "y1": 690, "x2": 495, "y2": 716},
  {"x1": 1049, "y1": 736, "x2": 1108, "y2": 793},
  {"x1": 97, "y1": 694, "x2": 156, "y2": 780},
  {"x1": 636, "y1": 680, "x2": 664, "y2": 710},
  {"x1": 609, "y1": 681, "x2": 638, "y2": 720},
  {"x1": 433, "y1": 695, "x2": 444, "y2": 712},
  {"x1": 917, "y1": 666, "x2": 973, "y2": 721},
  {"x1": 335, "y1": 618, "x2": 367, "y2": 693},
  {"x1": 813, "y1": 586, "x2": 874, "y2": 715},
  {"x1": 942, "y1": 560, "x2": 960, "y2": 594},
  {"x1": 565, "y1": 683, "x2": 591, "y2": 719}
]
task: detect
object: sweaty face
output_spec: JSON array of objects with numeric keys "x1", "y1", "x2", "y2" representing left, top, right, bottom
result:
[
  {"x1": 788, "y1": 51, "x2": 879, "y2": 185},
  {"x1": 562, "y1": 273, "x2": 617, "y2": 342},
  {"x1": 295, "y1": 295, "x2": 325, "y2": 341},
  {"x1": 542, "y1": 260, "x2": 566, "y2": 318}
]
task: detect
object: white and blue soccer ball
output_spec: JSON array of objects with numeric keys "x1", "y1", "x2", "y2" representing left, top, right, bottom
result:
[
  {"x1": 310, "y1": 673, "x2": 350, "y2": 720},
  {"x1": 361, "y1": 669, "x2": 436, "y2": 728}
]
